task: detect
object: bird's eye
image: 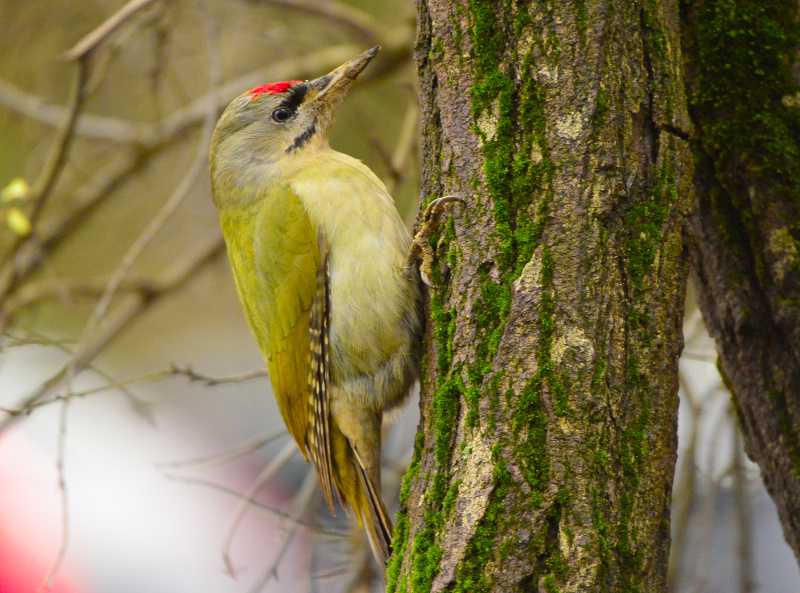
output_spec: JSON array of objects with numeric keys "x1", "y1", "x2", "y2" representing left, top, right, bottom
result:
[{"x1": 272, "y1": 107, "x2": 293, "y2": 123}]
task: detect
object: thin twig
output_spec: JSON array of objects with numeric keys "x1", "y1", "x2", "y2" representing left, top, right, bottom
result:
[
  {"x1": 62, "y1": 4, "x2": 223, "y2": 393},
  {"x1": 0, "y1": 61, "x2": 90, "y2": 288},
  {"x1": 0, "y1": 237, "x2": 226, "y2": 434},
  {"x1": 37, "y1": 400, "x2": 71, "y2": 592},
  {"x1": 257, "y1": 0, "x2": 386, "y2": 45},
  {"x1": 221, "y1": 440, "x2": 298, "y2": 577},
  {"x1": 169, "y1": 365, "x2": 268, "y2": 386},
  {"x1": 732, "y1": 417, "x2": 754, "y2": 593},
  {"x1": 0, "y1": 39, "x2": 412, "y2": 146},
  {"x1": 62, "y1": 0, "x2": 159, "y2": 62},
  {"x1": 668, "y1": 371, "x2": 701, "y2": 592},
  {"x1": 161, "y1": 471, "x2": 343, "y2": 538},
  {"x1": 9, "y1": 369, "x2": 169, "y2": 414},
  {"x1": 0, "y1": 327, "x2": 151, "y2": 420},
  {"x1": 380, "y1": 98, "x2": 419, "y2": 196},
  {"x1": 155, "y1": 427, "x2": 288, "y2": 470},
  {"x1": 163, "y1": 473, "x2": 308, "y2": 526},
  {"x1": 248, "y1": 469, "x2": 318, "y2": 593}
]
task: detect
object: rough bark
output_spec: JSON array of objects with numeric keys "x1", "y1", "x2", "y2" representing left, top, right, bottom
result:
[
  {"x1": 681, "y1": 0, "x2": 800, "y2": 562},
  {"x1": 388, "y1": 1, "x2": 693, "y2": 592}
]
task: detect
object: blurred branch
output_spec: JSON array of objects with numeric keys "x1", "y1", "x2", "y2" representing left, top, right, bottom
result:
[
  {"x1": 63, "y1": 1, "x2": 223, "y2": 392},
  {"x1": 169, "y1": 364, "x2": 268, "y2": 386},
  {"x1": 3, "y1": 274, "x2": 175, "y2": 317},
  {"x1": 0, "y1": 236, "x2": 226, "y2": 432},
  {"x1": 163, "y1": 473, "x2": 327, "y2": 528},
  {"x1": 62, "y1": 0, "x2": 160, "y2": 62},
  {"x1": 38, "y1": 400, "x2": 71, "y2": 593},
  {"x1": 0, "y1": 38, "x2": 413, "y2": 145},
  {"x1": 26, "y1": 67, "x2": 89, "y2": 229},
  {"x1": 374, "y1": 100, "x2": 418, "y2": 195},
  {"x1": 255, "y1": 0, "x2": 386, "y2": 45},
  {"x1": 668, "y1": 372, "x2": 701, "y2": 592},
  {"x1": 0, "y1": 61, "x2": 90, "y2": 293},
  {"x1": 249, "y1": 469, "x2": 318, "y2": 593},
  {"x1": 155, "y1": 426, "x2": 288, "y2": 470},
  {"x1": 222, "y1": 440, "x2": 298, "y2": 577},
  {"x1": 732, "y1": 421, "x2": 755, "y2": 593},
  {"x1": 336, "y1": 547, "x2": 376, "y2": 593},
  {"x1": 0, "y1": 77, "x2": 160, "y2": 144}
]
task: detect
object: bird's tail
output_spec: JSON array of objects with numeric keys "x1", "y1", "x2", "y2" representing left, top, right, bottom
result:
[
  {"x1": 352, "y1": 446, "x2": 393, "y2": 566},
  {"x1": 330, "y1": 420, "x2": 394, "y2": 569}
]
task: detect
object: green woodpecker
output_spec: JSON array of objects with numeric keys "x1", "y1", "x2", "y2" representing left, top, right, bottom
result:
[{"x1": 209, "y1": 46, "x2": 423, "y2": 567}]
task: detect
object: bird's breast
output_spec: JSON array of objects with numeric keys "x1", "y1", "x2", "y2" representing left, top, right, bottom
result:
[{"x1": 290, "y1": 152, "x2": 418, "y2": 381}]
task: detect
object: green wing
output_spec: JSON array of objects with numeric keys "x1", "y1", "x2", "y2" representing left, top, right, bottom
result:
[{"x1": 253, "y1": 186, "x2": 336, "y2": 509}]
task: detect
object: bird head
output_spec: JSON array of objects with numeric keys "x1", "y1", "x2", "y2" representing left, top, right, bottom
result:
[{"x1": 210, "y1": 46, "x2": 380, "y2": 173}]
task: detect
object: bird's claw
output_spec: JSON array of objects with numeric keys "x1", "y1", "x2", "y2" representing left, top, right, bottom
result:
[{"x1": 406, "y1": 195, "x2": 465, "y2": 288}]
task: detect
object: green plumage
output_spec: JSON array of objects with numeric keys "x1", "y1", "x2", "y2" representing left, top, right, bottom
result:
[{"x1": 209, "y1": 47, "x2": 422, "y2": 569}]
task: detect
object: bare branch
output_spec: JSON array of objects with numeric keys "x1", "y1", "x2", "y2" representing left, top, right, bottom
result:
[
  {"x1": 732, "y1": 421, "x2": 755, "y2": 593},
  {"x1": 162, "y1": 472, "x2": 345, "y2": 540},
  {"x1": 256, "y1": 0, "x2": 386, "y2": 45},
  {"x1": 155, "y1": 427, "x2": 288, "y2": 470},
  {"x1": 0, "y1": 77, "x2": 154, "y2": 144},
  {"x1": 169, "y1": 365, "x2": 268, "y2": 386},
  {"x1": 389, "y1": 100, "x2": 419, "y2": 193},
  {"x1": 62, "y1": 0, "x2": 160, "y2": 62},
  {"x1": 0, "y1": 237, "x2": 225, "y2": 434},
  {"x1": 0, "y1": 39, "x2": 413, "y2": 146},
  {"x1": 26, "y1": 64, "x2": 89, "y2": 228},
  {"x1": 37, "y1": 400, "x2": 71, "y2": 592},
  {"x1": 0, "y1": 60, "x2": 90, "y2": 293},
  {"x1": 221, "y1": 440, "x2": 298, "y2": 577},
  {"x1": 3, "y1": 275, "x2": 166, "y2": 317},
  {"x1": 63, "y1": 4, "x2": 224, "y2": 393},
  {"x1": 248, "y1": 469, "x2": 318, "y2": 593}
]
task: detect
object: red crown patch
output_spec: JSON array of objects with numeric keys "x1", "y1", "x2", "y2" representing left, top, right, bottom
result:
[{"x1": 247, "y1": 81, "x2": 302, "y2": 100}]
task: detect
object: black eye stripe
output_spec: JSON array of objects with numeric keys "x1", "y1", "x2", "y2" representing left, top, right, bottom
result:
[{"x1": 281, "y1": 83, "x2": 308, "y2": 112}]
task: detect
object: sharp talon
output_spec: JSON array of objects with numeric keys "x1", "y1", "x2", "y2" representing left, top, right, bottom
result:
[
  {"x1": 407, "y1": 195, "x2": 465, "y2": 288},
  {"x1": 423, "y1": 195, "x2": 465, "y2": 219},
  {"x1": 420, "y1": 270, "x2": 434, "y2": 288}
]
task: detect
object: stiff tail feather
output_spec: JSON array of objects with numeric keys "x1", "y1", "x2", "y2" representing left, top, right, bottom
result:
[{"x1": 351, "y1": 447, "x2": 394, "y2": 566}]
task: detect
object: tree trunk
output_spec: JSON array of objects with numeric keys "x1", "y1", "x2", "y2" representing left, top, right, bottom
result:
[
  {"x1": 681, "y1": 0, "x2": 800, "y2": 562},
  {"x1": 388, "y1": 1, "x2": 693, "y2": 592}
]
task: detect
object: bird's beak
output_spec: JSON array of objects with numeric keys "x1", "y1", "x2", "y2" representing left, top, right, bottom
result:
[{"x1": 309, "y1": 46, "x2": 381, "y2": 102}]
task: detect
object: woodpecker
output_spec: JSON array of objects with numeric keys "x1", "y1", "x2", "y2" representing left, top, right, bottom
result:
[{"x1": 209, "y1": 46, "x2": 425, "y2": 567}]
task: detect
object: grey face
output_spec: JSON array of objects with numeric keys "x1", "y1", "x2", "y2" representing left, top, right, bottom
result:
[
  {"x1": 211, "y1": 81, "x2": 323, "y2": 160},
  {"x1": 210, "y1": 46, "x2": 381, "y2": 163}
]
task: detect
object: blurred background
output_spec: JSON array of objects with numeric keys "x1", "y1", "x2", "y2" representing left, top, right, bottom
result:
[{"x1": 0, "y1": 1, "x2": 797, "y2": 592}]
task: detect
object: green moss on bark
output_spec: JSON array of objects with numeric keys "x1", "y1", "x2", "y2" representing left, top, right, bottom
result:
[
  {"x1": 685, "y1": 0, "x2": 800, "y2": 483},
  {"x1": 686, "y1": 0, "x2": 800, "y2": 271}
]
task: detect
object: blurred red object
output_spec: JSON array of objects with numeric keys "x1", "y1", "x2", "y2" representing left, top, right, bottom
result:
[{"x1": 0, "y1": 430, "x2": 82, "y2": 593}]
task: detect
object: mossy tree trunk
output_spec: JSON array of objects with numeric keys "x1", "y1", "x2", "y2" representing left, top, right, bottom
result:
[
  {"x1": 681, "y1": 0, "x2": 800, "y2": 562},
  {"x1": 388, "y1": 1, "x2": 693, "y2": 592}
]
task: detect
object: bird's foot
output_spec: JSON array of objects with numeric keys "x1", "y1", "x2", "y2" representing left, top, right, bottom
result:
[{"x1": 405, "y1": 196, "x2": 465, "y2": 287}]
